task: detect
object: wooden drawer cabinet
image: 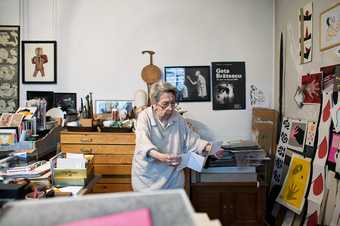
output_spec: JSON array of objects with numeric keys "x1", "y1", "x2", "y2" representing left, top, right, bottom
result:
[{"x1": 60, "y1": 131, "x2": 135, "y2": 193}]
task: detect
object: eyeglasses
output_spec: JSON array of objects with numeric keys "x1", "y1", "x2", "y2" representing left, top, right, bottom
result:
[{"x1": 157, "y1": 102, "x2": 177, "y2": 110}]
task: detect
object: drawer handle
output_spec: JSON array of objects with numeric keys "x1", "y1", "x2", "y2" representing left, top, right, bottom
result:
[
  {"x1": 80, "y1": 148, "x2": 93, "y2": 154},
  {"x1": 80, "y1": 138, "x2": 93, "y2": 143}
]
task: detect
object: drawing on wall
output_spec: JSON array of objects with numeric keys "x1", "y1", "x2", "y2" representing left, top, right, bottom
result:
[
  {"x1": 287, "y1": 120, "x2": 307, "y2": 153},
  {"x1": 308, "y1": 164, "x2": 326, "y2": 204},
  {"x1": 305, "y1": 121, "x2": 317, "y2": 146},
  {"x1": 249, "y1": 85, "x2": 265, "y2": 107},
  {"x1": 271, "y1": 118, "x2": 292, "y2": 188},
  {"x1": 0, "y1": 26, "x2": 20, "y2": 114},
  {"x1": 320, "y1": 2, "x2": 340, "y2": 51},
  {"x1": 329, "y1": 133, "x2": 340, "y2": 163},
  {"x1": 299, "y1": 2, "x2": 313, "y2": 63},
  {"x1": 321, "y1": 64, "x2": 340, "y2": 91},
  {"x1": 301, "y1": 73, "x2": 321, "y2": 104},
  {"x1": 276, "y1": 153, "x2": 311, "y2": 214},
  {"x1": 211, "y1": 62, "x2": 246, "y2": 110},
  {"x1": 331, "y1": 102, "x2": 340, "y2": 132}
]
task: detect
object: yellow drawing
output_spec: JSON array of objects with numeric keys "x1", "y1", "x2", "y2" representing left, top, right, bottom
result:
[{"x1": 277, "y1": 153, "x2": 311, "y2": 214}]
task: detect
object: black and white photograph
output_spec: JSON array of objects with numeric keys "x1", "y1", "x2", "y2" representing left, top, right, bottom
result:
[
  {"x1": 26, "y1": 91, "x2": 55, "y2": 111},
  {"x1": 164, "y1": 66, "x2": 210, "y2": 102},
  {"x1": 212, "y1": 62, "x2": 246, "y2": 110},
  {"x1": 54, "y1": 93, "x2": 77, "y2": 114}
]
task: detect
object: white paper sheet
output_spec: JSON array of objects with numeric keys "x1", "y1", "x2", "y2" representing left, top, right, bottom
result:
[
  {"x1": 178, "y1": 152, "x2": 207, "y2": 172},
  {"x1": 209, "y1": 141, "x2": 223, "y2": 156}
]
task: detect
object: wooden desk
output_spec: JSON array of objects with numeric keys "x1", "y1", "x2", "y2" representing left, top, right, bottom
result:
[{"x1": 60, "y1": 131, "x2": 135, "y2": 193}]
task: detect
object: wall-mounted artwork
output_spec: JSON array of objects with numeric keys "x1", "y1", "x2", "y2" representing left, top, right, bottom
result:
[
  {"x1": 211, "y1": 62, "x2": 246, "y2": 110},
  {"x1": 22, "y1": 41, "x2": 57, "y2": 84},
  {"x1": 301, "y1": 73, "x2": 321, "y2": 104},
  {"x1": 26, "y1": 91, "x2": 54, "y2": 111},
  {"x1": 320, "y1": 2, "x2": 340, "y2": 51},
  {"x1": 329, "y1": 133, "x2": 340, "y2": 163},
  {"x1": 54, "y1": 93, "x2": 77, "y2": 114},
  {"x1": 299, "y1": 2, "x2": 313, "y2": 63},
  {"x1": 95, "y1": 100, "x2": 133, "y2": 121},
  {"x1": 0, "y1": 26, "x2": 20, "y2": 113},
  {"x1": 276, "y1": 153, "x2": 311, "y2": 214},
  {"x1": 164, "y1": 66, "x2": 211, "y2": 102},
  {"x1": 287, "y1": 120, "x2": 307, "y2": 153}
]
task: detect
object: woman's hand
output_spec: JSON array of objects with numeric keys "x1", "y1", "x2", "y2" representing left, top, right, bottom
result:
[
  {"x1": 214, "y1": 149, "x2": 224, "y2": 159},
  {"x1": 149, "y1": 150, "x2": 181, "y2": 166}
]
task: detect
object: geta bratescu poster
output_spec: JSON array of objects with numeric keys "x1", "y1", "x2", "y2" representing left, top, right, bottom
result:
[{"x1": 211, "y1": 62, "x2": 246, "y2": 110}]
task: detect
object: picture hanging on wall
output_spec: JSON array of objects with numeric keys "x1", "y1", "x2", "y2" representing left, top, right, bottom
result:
[
  {"x1": 211, "y1": 62, "x2": 245, "y2": 110},
  {"x1": 0, "y1": 25, "x2": 20, "y2": 114},
  {"x1": 54, "y1": 93, "x2": 77, "y2": 114},
  {"x1": 26, "y1": 91, "x2": 54, "y2": 111},
  {"x1": 95, "y1": 100, "x2": 133, "y2": 120},
  {"x1": 320, "y1": 2, "x2": 340, "y2": 51},
  {"x1": 301, "y1": 72, "x2": 321, "y2": 104},
  {"x1": 164, "y1": 66, "x2": 211, "y2": 102},
  {"x1": 321, "y1": 64, "x2": 340, "y2": 91},
  {"x1": 276, "y1": 153, "x2": 311, "y2": 214},
  {"x1": 22, "y1": 41, "x2": 57, "y2": 84},
  {"x1": 298, "y1": 2, "x2": 313, "y2": 64},
  {"x1": 287, "y1": 119, "x2": 307, "y2": 153}
]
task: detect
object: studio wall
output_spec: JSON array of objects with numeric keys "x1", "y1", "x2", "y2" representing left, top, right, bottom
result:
[{"x1": 0, "y1": 0, "x2": 274, "y2": 141}]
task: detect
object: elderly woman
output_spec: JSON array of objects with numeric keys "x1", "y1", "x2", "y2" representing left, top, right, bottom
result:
[{"x1": 131, "y1": 81, "x2": 222, "y2": 191}]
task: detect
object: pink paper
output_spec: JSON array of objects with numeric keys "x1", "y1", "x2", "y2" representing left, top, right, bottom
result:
[{"x1": 56, "y1": 208, "x2": 152, "y2": 226}]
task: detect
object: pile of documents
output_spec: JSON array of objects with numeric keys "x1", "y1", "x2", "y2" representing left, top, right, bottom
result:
[{"x1": 0, "y1": 160, "x2": 50, "y2": 179}]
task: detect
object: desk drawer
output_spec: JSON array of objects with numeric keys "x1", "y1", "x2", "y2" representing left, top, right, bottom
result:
[
  {"x1": 98, "y1": 175, "x2": 131, "y2": 184},
  {"x1": 92, "y1": 183, "x2": 132, "y2": 193},
  {"x1": 94, "y1": 155, "x2": 133, "y2": 164},
  {"x1": 61, "y1": 144, "x2": 135, "y2": 154},
  {"x1": 94, "y1": 164, "x2": 132, "y2": 175},
  {"x1": 61, "y1": 133, "x2": 135, "y2": 144}
]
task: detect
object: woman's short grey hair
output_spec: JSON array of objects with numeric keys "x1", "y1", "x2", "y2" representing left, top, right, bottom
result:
[{"x1": 149, "y1": 81, "x2": 177, "y2": 104}]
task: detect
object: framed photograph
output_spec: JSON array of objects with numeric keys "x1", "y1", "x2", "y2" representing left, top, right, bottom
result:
[
  {"x1": 22, "y1": 40, "x2": 57, "y2": 83},
  {"x1": 211, "y1": 62, "x2": 246, "y2": 110},
  {"x1": 0, "y1": 25, "x2": 20, "y2": 113},
  {"x1": 164, "y1": 66, "x2": 211, "y2": 102},
  {"x1": 320, "y1": 2, "x2": 340, "y2": 51},
  {"x1": 26, "y1": 91, "x2": 54, "y2": 111},
  {"x1": 54, "y1": 93, "x2": 77, "y2": 114},
  {"x1": 95, "y1": 100, "x2": 133, "y2": 120}
]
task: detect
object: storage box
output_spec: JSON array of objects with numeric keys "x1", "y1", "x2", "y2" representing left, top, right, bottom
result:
[{"x1": 50, "y1": 153, "x2": 94, "y2": 186}]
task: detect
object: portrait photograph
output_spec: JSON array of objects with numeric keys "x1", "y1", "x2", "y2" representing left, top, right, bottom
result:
[
  {"x1": 164, "y1": 66, "x2": 211, "y2": 102},
  {"x1": 22, "y1": 41, "x2": 57, "y2": 83}
]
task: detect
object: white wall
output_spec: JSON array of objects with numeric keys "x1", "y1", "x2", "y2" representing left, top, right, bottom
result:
[
  {"x1": 274, "y1": 0, "x2": 340, "y2": 121},
  {"x1": 1, "y1": 0, "x2": 274, "y2": 141}
]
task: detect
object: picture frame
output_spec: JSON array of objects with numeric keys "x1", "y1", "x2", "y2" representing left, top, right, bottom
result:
[
  {"x1": 0, "y1": 25, "x2": 20, "y2": 113},
  {"x1": 26, "y1": 91, "x2": 55, "y2": 111},
  {"x1": 22, "y1": 40, "x2": 57, "y2": 83},
  {"x1": 54, "y1": 93, "x2": 77, "y2": 114},
  {"x1": 95, "y1": 100, "x2": 133, "y2": 120},
  {"x1": 164, "y1": 66, "x2": 211, "y2": 102},
  {"x1": 320, "y1": 2, "x2": 340, "y2": 51}
]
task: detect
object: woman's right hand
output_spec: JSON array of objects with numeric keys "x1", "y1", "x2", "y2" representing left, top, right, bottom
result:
[{"x1": 149, "y1": 150, "x2": 181, "y2": 166}]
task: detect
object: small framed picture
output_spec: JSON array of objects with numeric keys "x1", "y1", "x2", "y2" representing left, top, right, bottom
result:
[
  {"x1": 320, "y1": 2, "x2": 340, "y2": 51},
  {"x1": 95, "y1": 100, "x2": 133, "y2": 120},
  {"x1": 54, "y1": 93, "x2": 77, "y2": 114},
  {"x1": 26, "y1": 91, "x2": 55, "y2": 111},
  {"x1": 22, "y1": 40, "x2": 57, "y2": 83},
  {"x1": 164, "y1": 66, "x2": 211, "y2": 102}
]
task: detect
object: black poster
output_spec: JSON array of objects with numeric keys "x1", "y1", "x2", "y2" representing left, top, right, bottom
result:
[{"x1": 212, "y1": 62, "x2": 246, "y2": 110}]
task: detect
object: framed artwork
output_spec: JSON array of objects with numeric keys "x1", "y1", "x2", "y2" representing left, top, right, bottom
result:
[
  {"x1": 95, "y1": 100, "x2": 133, "y2": 120},
  {"x1": 276, "y1": 153, "x2": 311, "y2": 214},
  {"x1": 329, "y1": 133, "x2": 340, "y2": 164},
  {"x1": 301, "y1": 73, "x2": 321, "y2": 104},
  {"x1": 211, "y1": 62, "x2": 246, "y2": 110},
  {"x1": 164, "y1": 66, "x2": 211, "y2": 102},
  {"x1": 22, "y1": 40, "x2": 57, "y2": 83},
  {"x1": 287, "y1": 119, "x2": 307, "y2": 153},
  {"x1": 26, "y1": 91, "x2": 54, "y2": 111},
  {"x1": 298, "y1": 2, "x2": 313, "y2": 64},
  {"x1": 54, "y1": 93, "x2": 77, "y2": 114},
  {"x1": 320, "y1": 2, "x2": 340, "y2": 51},
  {"x1": 0, "y1": 25, "x2": 20, "y2": 113}
]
